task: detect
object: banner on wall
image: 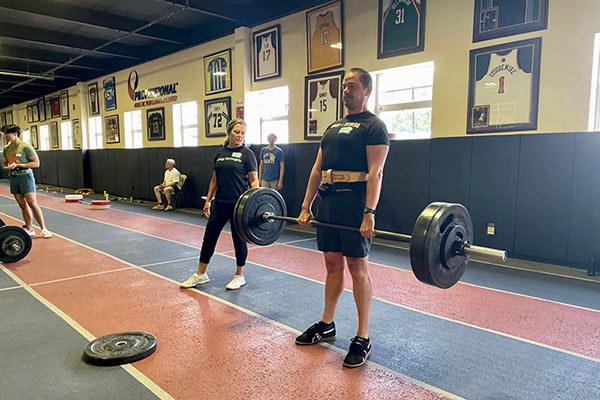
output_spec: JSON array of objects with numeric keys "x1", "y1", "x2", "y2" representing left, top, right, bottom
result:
[{"x1": 128, "y1": 70, "x2": 179, "y2": 108}]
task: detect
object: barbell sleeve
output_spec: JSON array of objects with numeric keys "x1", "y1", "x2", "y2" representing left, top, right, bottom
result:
[{"x1": 463, "y1": 244, "x2": 507, "y2": 263}]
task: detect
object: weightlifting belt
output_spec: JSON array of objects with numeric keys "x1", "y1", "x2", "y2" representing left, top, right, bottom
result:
[{"x1": 321, "y1": 169, "x2": 368, "y2": 185}]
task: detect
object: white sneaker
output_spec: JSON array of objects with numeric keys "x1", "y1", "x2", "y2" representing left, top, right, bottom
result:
[
  {"x1": 225, "y1": 275, "x2": 246, "y2": 290},
  {"x1": 164, "y1": 205, "x2": 174, "y2": 211},
  {"x1": 41, "y1": 229, "x2": 53, "y2": 239},
  {"x1": 152, "y1": 204, "x2": 163, "y2": 210},
  {"x1": 180, "y1": 273, "x2": 209, "y2": 288},
  {"x1": 24, "y1": 228, "x2": 35, "y2": 237}
]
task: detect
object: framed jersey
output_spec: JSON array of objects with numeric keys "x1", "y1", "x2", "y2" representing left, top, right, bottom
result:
[
  {"x1": 5, "y1": 110, "x2": 12, "y2": 125},
  {"x1": 204, "y1": 49, "x2": 232, "y2": 95},
  {"x1": 72, "y1": 119, "x2": 82, "y2": 149},
  {"x1": 105, "y1": 115, "x2": 120, "y2": 144},
  {"x1": 37, "y1": 98, "x2": 45, "y2": 122},
  {"x1": 467, "y1": 38, "x2": 542, "y2": 134},
  {"x1": 0, "y1": 112, "x2": 5, "y2": 127},
  {"x1": 378, "y1": 0, "x2": 426, "y2": 59},
  {"x1": 88, "y1": 82, "x2": 100, "y2": 116},
  {"x1": 473, "y1": 0, "x2": 548, "y2": 42},
  {"x1": 103, "y1": 77, "x2": 117, "y2": 111},
  {"x1": 60, "y1": 90, "x2": 69, "y2": 120},
  {"x1": 204, "y1": 96, "x2": 231, "y2": 137},
  {"x1": 306, "y1": 0, "x2": 343, "y2": 74},
  {"x1": 253, "y1": 25, "x2": 281, "y2": 82},
  {"x1": 304, "y1": 70, "x2": 344, "y2": 140},
  {"x1": 30, "y1": 125, "x2": 38, "y2": 150},
  {"x1": 50, "y1": 121, "x2": 59, "y2": 149},
  {"x1": 147, "y1": 107, "x2": 165, "y2": 141}
]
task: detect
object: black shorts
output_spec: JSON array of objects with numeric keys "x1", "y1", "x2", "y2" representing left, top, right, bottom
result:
[{"x1": 315, "y1": 187, "x2": 370, "y2": 258}]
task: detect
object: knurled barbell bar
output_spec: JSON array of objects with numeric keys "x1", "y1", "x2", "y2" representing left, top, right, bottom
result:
[{"x1": 232, "y1": 188, "x2": 507, "y2": 289}]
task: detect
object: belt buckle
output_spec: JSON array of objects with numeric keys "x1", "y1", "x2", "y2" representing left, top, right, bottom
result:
[{"x1": 322, "y1": 169, "x2": 333, "y2": 185}]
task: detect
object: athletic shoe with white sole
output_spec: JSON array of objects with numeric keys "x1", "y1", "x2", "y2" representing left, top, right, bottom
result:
[
  {"x1": 164, "y1": 205, "x2": 174, "y2": 211},
  {"x1": 343, "y1": 336, "x2": 372, "y2": 368},
  {"x1": 180, "y1": 273, "x2": 210, "y2": 288},
  {"x1": 41, "y1": 228, "x2": 53, "y2": 239},
  {"x1": 24, "y1": 228, "x2": 35, "y2": 237},
  {"x1": 295, "y1": 321, "x2": 336, "y2": 345},
  {"x1": 225, "y1": 274, "x2": 246, "y2": 290}
]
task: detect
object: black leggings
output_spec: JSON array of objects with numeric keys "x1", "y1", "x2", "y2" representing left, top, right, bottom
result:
[{"x1": 199, "y1": 200, "x2": 248, "y2": 266}]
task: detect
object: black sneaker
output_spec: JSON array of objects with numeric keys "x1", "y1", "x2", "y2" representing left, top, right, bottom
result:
[
  {"x1": 343, "y1": 336, "x2": 372, "y2": 368},
  {"x1": 295, "y1": 321, "x2": 336, "y2": 345}
]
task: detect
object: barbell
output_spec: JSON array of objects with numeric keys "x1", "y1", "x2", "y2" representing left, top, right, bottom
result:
[{"x1": 232, "y1": 188, "x2": 507, "y2": 289}]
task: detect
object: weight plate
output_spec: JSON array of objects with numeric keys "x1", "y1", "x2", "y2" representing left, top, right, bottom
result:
[
  {"x1": 0, "y1": 219, "x2": 5, "y2": 227},
  {"x1": 410, "y1": 202, "x2": 472, "y2": 289},
  {"x1": 83, "y1": 332, "x2": 157, "y2": 366},
  {"x1": 0, "y1": 226, "x2": 32, "y2": 263},
  {"x1": 233, "y1": 188, "x2": 287, "y2": 246}
]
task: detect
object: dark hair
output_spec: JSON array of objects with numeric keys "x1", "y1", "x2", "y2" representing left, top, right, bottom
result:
[
  {"x1": 223, "y1": 118, "x2": 247, "y2": 146},
  {"x1": 1, "y1": 124, "x2": 21, "y2": 137},
  {"x1": 349, "y1": 67, "x2": 373, "y2": 88}
]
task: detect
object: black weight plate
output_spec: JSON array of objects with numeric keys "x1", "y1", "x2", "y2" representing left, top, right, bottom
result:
[
  {"x1": 410, "y1": 202, "x2": 472, "y2": 289},
  {"x1": 0, "y1": 219, "x2": 5, "y2": 227},
  {"x1": 83, "y1": 332, "x2": 157, "y2": 366},
  {"x1": 233, "y1": 188, "x2": 287, "y2": 246},
  {"x1": 0, "y1": 226, "x2": 32, "y2": 263}
]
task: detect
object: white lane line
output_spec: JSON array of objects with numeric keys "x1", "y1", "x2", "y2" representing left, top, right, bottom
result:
[
  {"x1": 30, "y1": 267, "x2": 134, "y2": 287},
  {"x1": 0, "y1": 285, "x2": 21, "y2": 292},
  {"x1": 140, "y1": 256, "x2": 198, "y2": 268},
  {"x1": 0, "y1": 264, "x2": 175, "y2": 400}
]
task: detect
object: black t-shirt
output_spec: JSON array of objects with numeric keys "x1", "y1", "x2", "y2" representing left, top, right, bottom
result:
[
  {"x1": 320, "y1": 111, "x2": 389, "y2": 190},
  {"x1": 213, "y1": 145, "x2": 257, "y2": 203}
]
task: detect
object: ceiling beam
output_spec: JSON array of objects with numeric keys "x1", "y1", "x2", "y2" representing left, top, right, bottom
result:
[
  {"x1": 0, "y1": 54, "x2": 105, "y2": 72},
  {"x1": 153, "y1": 0, "x2": 241, "y2": 23},
  {"x1": 0, "y1": 2, "x2": 186, "y2": 46},
  {"x1": 0, "y1": 23, "x2": 141, "y2": 60}
]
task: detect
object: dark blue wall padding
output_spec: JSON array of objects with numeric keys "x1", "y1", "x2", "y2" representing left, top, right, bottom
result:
[
  {"x1": 381, "y1": 140, "x2": 431, "y2": 235},
  {"x1": 514, "y1": 134, "x2": 576, "y2": 261},
  {"x1": 567, "y1": 133, "x2": 600, "y2": 265},
  {"x1": 469, "y1": 135, "x2": 520, "y2": 252},
  {"x1": 29, "y1": 131, "x2": 600, "y2": 269},
  {"x1": 429, "y1": 137, "x2": 472, "y2": 207}
]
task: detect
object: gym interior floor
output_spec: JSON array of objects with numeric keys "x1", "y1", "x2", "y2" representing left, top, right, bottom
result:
[{"x1": 0, "y1": 183, "x2": 598, "y2": 400}]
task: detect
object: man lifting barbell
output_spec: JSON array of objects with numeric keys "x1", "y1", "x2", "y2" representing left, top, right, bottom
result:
[{"x1": 298, "y1": 67, "x2": 389, "y2": 368}]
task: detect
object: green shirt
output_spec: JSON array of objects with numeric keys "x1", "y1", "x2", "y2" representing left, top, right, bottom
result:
[{"x1": 3, "y1": 141, "x2": 37, "y2": 176}]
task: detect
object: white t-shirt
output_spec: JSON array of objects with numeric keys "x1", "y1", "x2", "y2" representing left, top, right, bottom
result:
[{"x1": 164, "y1": 168, "x2": 181, "y2": 186}]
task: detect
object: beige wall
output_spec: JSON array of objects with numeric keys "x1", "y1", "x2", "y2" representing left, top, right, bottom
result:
[{"x1": 2, "y1": 0, "x2": 600, "y2": 145}]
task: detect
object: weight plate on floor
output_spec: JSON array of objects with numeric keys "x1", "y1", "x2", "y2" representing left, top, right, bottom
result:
[
  {"x1": 83, "y1": 332, "x2": 157, "y2": 366},
  {"x1": 410, "y1": 202, "x2": 472, "y2": 289},
  {"x1": 233, "y1": 188, "x2": 287, "y2": 246},
  {"x1": 0, "y1": 226, "x2": 32, "y2": 263}
]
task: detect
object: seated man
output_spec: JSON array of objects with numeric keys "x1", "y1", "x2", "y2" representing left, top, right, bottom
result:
[{"x1": 153, "y1": 158, "x2": 181, "y2": 211}]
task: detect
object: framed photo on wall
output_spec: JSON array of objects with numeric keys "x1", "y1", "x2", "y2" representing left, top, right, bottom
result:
[
  {"x1": 306, "y1": 1, "x2": 343, "y2": 74},
  {"x1": 304, "y1": 70, "x2": 344, "y2": 140},
  {"x1": 103, "y1": 77, "x2": 117, "y2": 111},
  {"x1": 473, "y1": 0, "x2": 548, "y2": 42},
  {"x1": 30, "y1": 125, "x2": 38, "y2": 150},
  {"x1": 0, "y1": 112, "x2": 5, "y2": 127},
  {"x1": 204, "y1": 49, "x2": 232, "y2": 95},
  {"x1": 60, "y1": 90, "x2": 69, "y2": 119},
  {"x1": 45, "y1": 97, "x2": 52, "y2": 119},
  {"x1": 32, "y1": 103, "x2": 39, "y2": 122},
  {"x1": 26, "y1": 105, "x2": 33, "y2": 123},
  {"x1": 378, "y1": 0, "x2": 426, "y2": 59},
  {"x1": 467, "y1": 37, "x2": 542, "y2": 134},
  {"x1": 37, "y1": 98, "x2": 46, "y2": 122},
  {"x1": 72, "y1": 119, "x2": 82, "y2": 149},
  {"x1": 50, "y1": 121, "x2": 59, "y2": 149},
  {"x1": 204, "y1": 97, "x2": 231, "y2": 137},
  {"x1": 147, "y1": 107, "x2": 165, "y2": 141},
  {"x1": 6, "y1": 110, "x2": 13, "y2": 125},
  {"x1": 52, "y1": 96, "x2": 60, "y2": 118},
  {"x1": 88, "y1": 82, "x2": 100, "y2": 115},
  {"x1": 105, "y1": 115, "x2": 120, "y2": 144},
  {"x1": 253, "y1": 25, "x2": 281, "y2": 82}
]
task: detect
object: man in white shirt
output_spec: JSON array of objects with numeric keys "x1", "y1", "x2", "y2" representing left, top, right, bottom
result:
[{"x1": 153, "y1": 158, "x2": 181, "y2": 211}]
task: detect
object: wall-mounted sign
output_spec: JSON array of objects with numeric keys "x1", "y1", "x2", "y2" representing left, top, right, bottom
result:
[{"x1": 127, "y1": 70, "x2": 179, "y2": 108}]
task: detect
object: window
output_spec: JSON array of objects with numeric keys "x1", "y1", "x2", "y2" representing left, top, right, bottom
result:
[
  {"x1": 370, "y1": 62, "x2": 434, "y2": 140},
  {"x1": 589, "y1": 33, "x2": 600, "y2": 131},
  {"x1": 88, "y1": 116, "x2": 103, "y2": 149},
  {"x1": 21, "y1": 129, "x2": 30, "y2": 146},
  {"x1": 124, "y1": 110, "x2": 143, "y2": 148},
  {"x1": 39, "y1": 125, "x2": 50, "y2": 150},
  {"x1": 173, "y1": 101, "x2": 198, "y2": 147},
  {"x1": 61, "y1": 121, "x2": 72, "y2": 150},
  {"x1": 245, "y1": 86, "x2": 289, "y2": 144}
]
